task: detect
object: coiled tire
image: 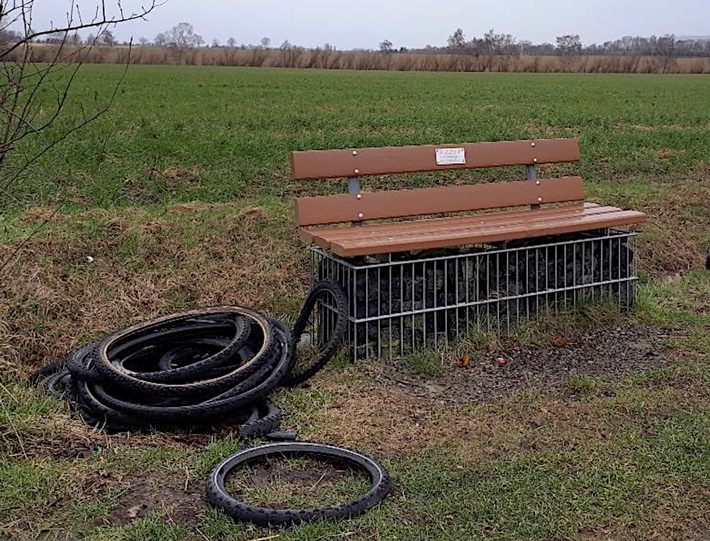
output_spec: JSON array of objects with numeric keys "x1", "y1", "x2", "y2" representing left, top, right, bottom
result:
[
  {"x1": 57, "y1": 308, "x2": 293, "y2": 430},
  {"x1": 30, "y1": 279, "x2": 348, "y2": 432},
  {"x1": 206, "y1": 442, "x2": 391, "y2": 526},
  {"x1": 238, "y1": 402, "x2": 282, "y2": 439},
  {"x1": 29, "y1": 358, "x2": 68, "y2": 385},
  {"x1": 89, "y1": 307, "x2": 264, "y2": 397},
  {"x1": 282, "y1": 280, "x2": 348, "y2": 387}
]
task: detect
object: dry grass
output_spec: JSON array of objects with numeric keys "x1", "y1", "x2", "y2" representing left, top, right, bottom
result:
[
  {"x1": 280, "y1": 359, "x2": 708, "y2": 462},
  {"x1": 638, "y1": 181, "x2": 710, "y2": 275},
  {"x1": 0, "y1": 202, "x2": 307, "y2": 374},
  {"x1": 12, "y1": 45, "x2": 710, "y2": 74}
]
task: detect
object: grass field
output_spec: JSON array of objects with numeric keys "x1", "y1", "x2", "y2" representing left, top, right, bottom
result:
[{"x1": 0, "y1": 66, "x2": 709, "y2": 540}]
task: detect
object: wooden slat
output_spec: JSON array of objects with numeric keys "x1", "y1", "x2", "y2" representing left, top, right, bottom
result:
[
  {"x1": 328, "y1": 210, "x2": 647, "y2": 257},
  {"x1": 303, "y1": 204, "x2": 620, "y2": 248},
  {"x1": 306, "y1": 205, "x2": 625, "y2": 249},
  {"x1": 291, "y1": 138, "x2": 580, "y2": 180},
  {"x1": 295, "y1": 177, "x2": 584, "y2": 227},
  {"x1": 322, "y1": 206, "x2": 622, "y2": 242}
]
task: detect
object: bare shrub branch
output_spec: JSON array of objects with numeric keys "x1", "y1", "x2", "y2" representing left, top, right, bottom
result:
[{"x1": 0, "y1": 1, "x2": 161, "y2": 275}]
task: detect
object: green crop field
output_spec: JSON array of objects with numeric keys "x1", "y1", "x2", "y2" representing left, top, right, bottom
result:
[{"x1": 1, "y1": 66, "x2": 709, "y2": 541}]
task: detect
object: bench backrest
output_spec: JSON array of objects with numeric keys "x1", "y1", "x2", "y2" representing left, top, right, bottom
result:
[{"x1": 292, "y1": 138, "x2": 582, "y2": 227}]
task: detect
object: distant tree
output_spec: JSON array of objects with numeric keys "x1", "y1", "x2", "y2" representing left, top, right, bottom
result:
[
  {"x1": 212, "y1": 38, "x2": 220, "y2": 48},
  {"x1": 556, "y1": 34, "x2": 582, "y2": 56},
  {"x1": 653, "y1": 34, "x2": 676, "y2": 73},
  {"x1": 138, "y1": 36, "x2": 150, "y2": 46},
  {"x1": 533, "y1": 42, "x2": 556, "y2": 55},
  {"x1": 279, "y1": 40, "x2": 304, "y2": 67},
  {"x1": 227, "y1": 37, "x2": 237, "y2": 48},
  {"x1": 260, "y1": 36, "x2": 271, "y2": 49},
  {"x1": 161, "y1": 22, "x2": 204, "y2": 62},
  {"x1": 98, "y1": 29, "x2": 117, "y2": 47},
  {"x1": 154, "y1": 32, "x2": 167, "y2": 47},
  {"x1": 519, "y1": 40, "x2": 533, "y2": 55},
  {"x1": 447, "y1": 28, "x2": 466, "y2": 54},
  {"x1": 482, "y1": 29, "x2": 518, "y2": 57},
  {"x1": 0, "y1": 28, "x2": 23, "y2": 43},
  {"x1": 653, "y1": 34, "x2": 675, "y2": 57},
  {"x1": 379, "y1": 39, "x2": 393, "y2": 54}
]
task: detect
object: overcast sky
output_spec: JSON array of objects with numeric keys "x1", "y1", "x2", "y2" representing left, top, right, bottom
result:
[{"x1": 29, "y1": 0, "x2": 710, "y2": 49}]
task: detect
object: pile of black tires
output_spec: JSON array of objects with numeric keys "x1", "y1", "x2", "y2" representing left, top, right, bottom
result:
[
  {"x1": 32, "y1": 281, "x2": 348, "y2": 434},
  {"x1": 30, "y1": 280, "x2": 393, "y2": 526}
]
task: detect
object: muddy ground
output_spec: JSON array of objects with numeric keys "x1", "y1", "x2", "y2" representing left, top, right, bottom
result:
[{"x1": 366, "y1": 325, "x2": 675, "y2": 404}]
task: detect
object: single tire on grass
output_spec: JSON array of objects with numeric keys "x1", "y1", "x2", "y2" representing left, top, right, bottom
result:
[{"x1": 206, "y1": 442, "x2": 391, "y2": 526}]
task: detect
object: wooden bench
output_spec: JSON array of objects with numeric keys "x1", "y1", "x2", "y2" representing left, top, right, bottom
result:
[{"x1": 291, "y1": 138, "x2": 646, "y2": 258}]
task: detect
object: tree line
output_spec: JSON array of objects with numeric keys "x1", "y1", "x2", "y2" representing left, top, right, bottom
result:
[
  {"x1": 438, "y1": 29, "x2": 706, "y2": 59},
  {"x1": 2, "y1": 23, "x2": 709, "y2": 58}
]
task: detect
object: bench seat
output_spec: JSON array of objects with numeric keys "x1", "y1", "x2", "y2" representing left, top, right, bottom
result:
[{"x1": 302, "y1": 203, "x2": 646, "y2": 257}]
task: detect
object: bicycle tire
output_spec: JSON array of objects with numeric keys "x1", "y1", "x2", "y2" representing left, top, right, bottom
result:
[
  {"x1": 88, "y1": 307, "x2": 273, "y2": 397},
  {"x1": 206, "y1": 442, "x2": 391, "y2": 526},
  {"x1": 29, "y1": 358, "x2": 68, "y2": 384},
  {"x1": 282, "y1": 280, "x2": 348, "y2": 387},
  {"x1": 238, "y1": 402, "x2": 282, "y2": 439}
]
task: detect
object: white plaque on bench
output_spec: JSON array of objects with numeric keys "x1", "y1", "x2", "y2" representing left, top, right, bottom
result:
[{"x1": 436, "y1": 147, "x2": 466, "y2": 165}]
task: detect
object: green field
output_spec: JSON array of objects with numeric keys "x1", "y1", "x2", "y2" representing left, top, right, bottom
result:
[{"x1": 1, "y1": 66, "x2": 709, "y2": 541}]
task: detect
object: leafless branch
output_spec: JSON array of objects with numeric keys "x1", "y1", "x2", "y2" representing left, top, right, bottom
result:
[
  {"x1": 0, "y1": 1, "x2": 160, "y2": 272},
  {"x1": 1, "y1": 0, "x2": 162, "y2": 60}
]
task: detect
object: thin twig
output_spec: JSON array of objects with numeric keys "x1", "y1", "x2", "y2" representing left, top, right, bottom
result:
[
  {"x1": 246, "y1": 535, "x2": 280, "y2": 541},
  {"x1": 309, "y1": 470, "x2": 329, "y2": 492}
]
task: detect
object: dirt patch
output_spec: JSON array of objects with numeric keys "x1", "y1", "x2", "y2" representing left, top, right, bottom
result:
[
  {"x1": 371, "y1": 325, "x2": 672, "y2": 404},
  {"x1": 96, "y1": 475, "x2": 203, "y2": 527},
  {"x1": 223, "y1": 456, "x2": 369, "y2": 508},
  {"x1": 243, "y1": 458, "x2": 352, "y2": 488},
  {"x1": 291, "y1": 324, "x2": 698, "y2": 460}
]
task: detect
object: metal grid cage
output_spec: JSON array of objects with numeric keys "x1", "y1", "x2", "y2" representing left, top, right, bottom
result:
[{"x1": 310, "y1": 229, "x2": 639, "y2": 361}]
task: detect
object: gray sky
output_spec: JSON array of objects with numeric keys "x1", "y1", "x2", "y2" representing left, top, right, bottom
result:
[{"x1": 31, "y1": 0, "x2": 710, "y2": 49}]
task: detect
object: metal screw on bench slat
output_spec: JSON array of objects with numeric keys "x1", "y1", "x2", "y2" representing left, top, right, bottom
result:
[
  {"x1": 358, "y1": 212, "x2": 364, "y2": 219},
  {"x1": 357, "y1": 194, "x2": 362, "y2": 200},
  {"x1": 531, "y1": 142, "x2": 536, "y2": 147},
  {"x1": 536, "y1": 180, "x2": 541, "y2": 186},
  {"x1": 533, "y1": 158, "x2": 538, "y2": 163},
  {"x1": 354, "y1": 169, "x2": 360, "y2": 174},
  {"x1": 538, "y1": 197, "x2": 543, "y2": 203},
  {"x1": 353, "y1": 151, "x2": 358, "y2": 156}
]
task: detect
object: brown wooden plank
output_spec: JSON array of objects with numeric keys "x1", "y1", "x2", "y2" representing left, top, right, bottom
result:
[
  {"x1": 291, "y1": 138, "x2": 580, "y2": 180},
  {"x1": 305, "y1": 204, "x2": 621, "y2": 248},
  {"x1": 295, "y1": 177, "x2": 584, "y2": 227},
  {"x1": 303, "y1": 203, "x2": 599, "y2": 244},
  {"x1": 329, "y1": 210, "x2": 647, "y2": 257},
  {"x1": 339, "y1": 209, "x2": 646, "y2": 248},
  {"x1": 306, "y1": 205, "x2": 625, "y2": 250}
]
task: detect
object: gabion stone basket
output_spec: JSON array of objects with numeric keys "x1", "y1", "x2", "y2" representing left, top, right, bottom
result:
[{"x1": 310, "y1": 228, "x2": 639, "y2": 361}]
